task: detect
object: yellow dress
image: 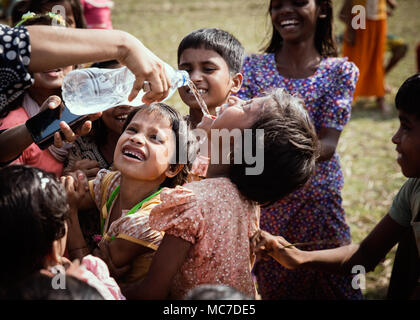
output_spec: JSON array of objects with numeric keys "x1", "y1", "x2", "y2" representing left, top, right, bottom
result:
[{"x1": 89, "y1": 169, "x2": 164, "y2": 283}]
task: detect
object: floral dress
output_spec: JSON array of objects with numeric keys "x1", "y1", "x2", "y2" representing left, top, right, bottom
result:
[
  {"x1": 237, "y1": 54, "x2": 363, "y2": 299},
  {"x1": 149, "y1": 177, "x2": 260, "y2": 299}
]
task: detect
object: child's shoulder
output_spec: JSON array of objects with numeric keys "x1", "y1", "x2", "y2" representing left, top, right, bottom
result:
[
  {"x1": 243, "y1": 53, "x2": 275, "y2": 66},
  {"x1": 321, "y1": 56, "x2": 359, "y2": 77}
]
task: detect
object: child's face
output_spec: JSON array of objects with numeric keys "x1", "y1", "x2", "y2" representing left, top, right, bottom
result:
[
  {"x1": 270, "y1": 0, "x2": 321, "y2": 42},
  {"x1": 102, "y1": 105, "x2": 134, "y2": 135},
  {"x1": 31, "y1": 65, "x2": 73, "y2": 91},
  {"x1": 178, "y1": 48, "x2": 242, "y2": 113},
  {"x1": 114, "y1": 111, "x2": 177, "y2": 183},
  {"x1": 200, "y1": 96, "x2": 266, "y2": 132},
  {"x1": 392, "y1": 110, "x2": 420, "y2": 178}
]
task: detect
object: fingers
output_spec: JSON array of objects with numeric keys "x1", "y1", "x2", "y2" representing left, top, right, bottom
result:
[
  {"x1": 53, "y1": 131, "x2": 63, "y2": 148},
  {"x1": 59, "y1": 121, "x2": 77, "y2": 143},
  {"x1": 40, "y1": 95, "x2": 62, "y2": 112},
  {"x1": 75, "y1": 120, "x2": 92, "y2": 137},
  {"x1": 196, "y1": 114, "x2": 215, "y2": 133},
  {"x1": 141, "y1": 67, "x2": 168, "y2": 104}
]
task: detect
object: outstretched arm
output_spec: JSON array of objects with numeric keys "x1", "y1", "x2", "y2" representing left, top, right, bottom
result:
[
  {"x1": 253, "y1": 214, "x2": 406, "y2": 274},
  {"x1": 27, "y1": 26, "x2": 170, "y2": 104}
]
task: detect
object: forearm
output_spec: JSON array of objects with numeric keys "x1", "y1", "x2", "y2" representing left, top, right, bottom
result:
[
  {"x1": 317, "y1": 138, "x2": 336, "y2": 162},
  {"x1": 66, "y1": 209, "x2": 90, "y2": 260},
  {"x1": 27, "y1": 26, "x2": 132, "y2": 72},
  {"x1": 0, "y1": 124, "x2": 33, "y2": 163},
  {"x1": 295, "y1": 243, "x2": 360, "y2": 274}
]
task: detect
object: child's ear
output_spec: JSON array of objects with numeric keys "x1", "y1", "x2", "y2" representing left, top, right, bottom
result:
[
  {"x1": 229, "y1": 73, "x2": 243, "y2": 94},
  {"x1": 165, "y1": 164, "x2": 184, "y2": 178}
]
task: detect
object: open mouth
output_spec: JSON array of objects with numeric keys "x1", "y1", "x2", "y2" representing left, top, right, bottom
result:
[
  {"x1": 122, "y1": 146, "x2": 146, "y2": 161},
  {"x1": 280, "y1": 19, "x2": 300, "y2": 29},
  {"x1": 44, "y1": 68, "x2": 63, "y2": 77},
  {"x1": 186, "y1": 87, "x2": 208, "y2": 95},
  {"x1": 115, "y1": 114, "x2": 128, "y2": 122}
]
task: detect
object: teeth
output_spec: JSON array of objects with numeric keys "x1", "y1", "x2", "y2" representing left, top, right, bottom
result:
[
  {"x1": 116, "y1": 115, "x2": 127, "y2": 121},
  {"x1": 281, "y1": 19, "x2": 299, "y2": 26},
  {"x1": 123, "y1": 150, "x2": 144, "y2": 161}
]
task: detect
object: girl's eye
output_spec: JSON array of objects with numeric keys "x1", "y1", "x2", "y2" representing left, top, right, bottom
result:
[
  {"x1": 150, "y1": 134, "x2": 164, "y2": 143},
  {"x1": 203, "y1": 67, "x2": 216, "y2": 73},
  {"x1": 126, "y1": 126, "x2": 136, "y2": 133}
]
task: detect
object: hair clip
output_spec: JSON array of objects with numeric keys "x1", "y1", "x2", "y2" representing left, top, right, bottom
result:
[
  {"x1": 45, "y1": 12, "x2": 66, "y2": 26},
  {"x1": 15, "y1": 11, "x2": 36, "y2": 26},
  {"x1": 15, "y1": 11, "x2": 66, "y2": 27}
]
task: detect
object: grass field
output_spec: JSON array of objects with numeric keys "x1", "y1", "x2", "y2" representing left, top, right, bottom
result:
[{"x1": 113, "y1": 0, "x2": 419, "y2": 299}]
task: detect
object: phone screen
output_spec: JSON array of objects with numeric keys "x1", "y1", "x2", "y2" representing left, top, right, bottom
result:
[{"x1": 25, "y1": 104, "x2": 88, "y2": 150}]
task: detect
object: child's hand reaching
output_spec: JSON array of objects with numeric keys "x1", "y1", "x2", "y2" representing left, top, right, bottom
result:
[
  {"x1": 61, "y1": 170, "x2": 89, "y2": 214},
  {"x1": 251, "y1": 229, "x2": 303, "y2": 270}
]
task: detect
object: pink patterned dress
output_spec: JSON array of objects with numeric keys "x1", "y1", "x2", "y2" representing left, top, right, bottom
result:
[{"x1": 149, "y1": 177, "x2": 260, "y2": 299}]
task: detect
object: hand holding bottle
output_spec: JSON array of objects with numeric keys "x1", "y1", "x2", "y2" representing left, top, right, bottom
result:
[{"x1": 120, "y1": 33, "x2": 171, "y2": 104}]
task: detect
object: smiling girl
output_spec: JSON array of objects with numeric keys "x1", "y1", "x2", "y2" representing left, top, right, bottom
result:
[
  {"x1": 237, "y1": 0, "x2": 361, "y2": 299},
  {"x1": 62, "y1": 103, "x2": 196, "y2": 285}
]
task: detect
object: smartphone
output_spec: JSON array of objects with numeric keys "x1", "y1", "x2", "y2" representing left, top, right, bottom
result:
[{"x1": 25, "y1": 103, "x2": 88, "y2": 150}]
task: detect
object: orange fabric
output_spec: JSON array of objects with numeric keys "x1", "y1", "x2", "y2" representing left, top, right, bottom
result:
[
  {"x1": 352, "y1": 0, "x2": 387, "y2": 20},
  {"x1": 342, "y1": 18, "x2": 387, "y2": 98}
]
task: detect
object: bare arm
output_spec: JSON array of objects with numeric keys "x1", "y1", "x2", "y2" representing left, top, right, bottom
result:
[
  {"x1": 317, "y1": 127, "x2": 341, "y2": 162},
  {"x1": 254, "y1": 214, "x2": 406, "y2": 274},
  {"x1": 27, "y1": 26, "x2": 170, "y2": 104},
  {"x1": 122, "y1": 234, "x2": 192, "y2": 300},
  {"x1": 0, "y1": 96, "x2": 97, "y2": 164}
]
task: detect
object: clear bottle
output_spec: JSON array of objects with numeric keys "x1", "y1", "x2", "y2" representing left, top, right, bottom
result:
[{"x1": 62, "y1": 62, "x2": 189, "y2": 115}]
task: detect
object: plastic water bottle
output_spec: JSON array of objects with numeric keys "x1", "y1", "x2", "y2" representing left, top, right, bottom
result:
[{"x1": 62, "y1": 63, "x2": 189, "y2": 115}]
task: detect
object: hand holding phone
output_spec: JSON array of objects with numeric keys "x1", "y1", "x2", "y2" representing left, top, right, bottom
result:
[{"x1": 25, "y1": 96, "x2": 89, "y2": 149}]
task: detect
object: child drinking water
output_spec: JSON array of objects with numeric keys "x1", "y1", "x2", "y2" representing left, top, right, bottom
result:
[
  {"x1": 123, "y1": 88, "x2": 319, "y2": 299},
  {"x1": 252, "y1": 74, "x2": 420, "y2": 300},
  {"x1": 237, "y1": 0, "x2": 361, "y2": 299},
  {"x1": 176, "y1": 28, "x2": 244, "y2": 180},
  {"x1": 177, "y1": 28, "x2": 244, "y2": 129},
  {"x1": 62, "y1": 103, "x2": 196, "y2": 284}
]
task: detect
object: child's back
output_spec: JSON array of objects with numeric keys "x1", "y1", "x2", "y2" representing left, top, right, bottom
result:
[{"x1": 150, "y1": 177, "x2": 259, "y2": 299}]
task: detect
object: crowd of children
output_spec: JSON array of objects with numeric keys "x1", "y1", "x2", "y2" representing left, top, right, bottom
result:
[{"x1": 0, "y1": 0, "x2": 418, "y2": 300}]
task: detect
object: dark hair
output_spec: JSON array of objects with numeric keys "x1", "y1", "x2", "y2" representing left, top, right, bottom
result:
[
  {"x1": 6, "y1": 272, "x2": 105, "y2": 300},
  {"x1": 263, "y1": 0, "x2": 337, "y2": 57},
  {"x1": 12, "y1": 0, "x2": 86, "y2": 28},
  {"x1": 0, "y1": 166, "x2": 69, "y2": 294},
  {"x1": 395, "y1": 73, "x2": 420, "y2": 118},
  {"x1": 178, "y1": 28, "x2": 245, "y2": 74},
  {"x1": 229, "y1": 89, "x2": 319, "y2": 205},
  {"x1": 0, "y1": 10, "x2": 69, "y2": 119},
  {"x1": 122, "y1": 103, "x2": 197, "y2": 188},
  {"x1": 89, "y1": 60, "x2": 122, "y2": 146},
  {"x1": 185, "y1": 284, "x2": 252, "y2": 300}
]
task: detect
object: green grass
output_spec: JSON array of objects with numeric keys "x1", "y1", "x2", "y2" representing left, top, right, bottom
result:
[{"x1": 110, "y1": 0, "x2": 420, "y2": 299}]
